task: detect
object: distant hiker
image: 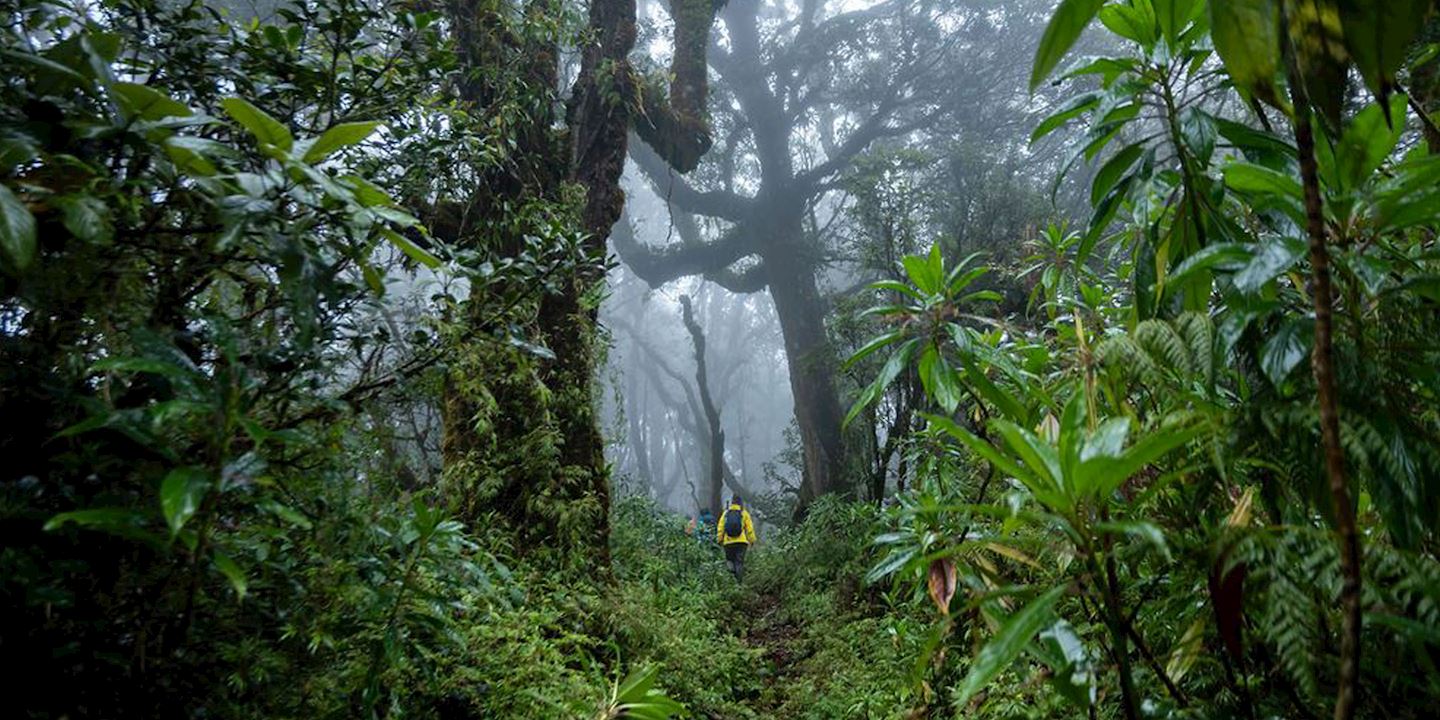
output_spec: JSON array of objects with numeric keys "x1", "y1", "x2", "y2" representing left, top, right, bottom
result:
[
  {"x1": 684, "y1": 515, "x2": 696, "y2": 538},
  {"x1": 697, "y1": 508, "x2": 716, "y2": 543},
  {"x1": 715, "y1": 495, "x2": 756, "y2": 581}
]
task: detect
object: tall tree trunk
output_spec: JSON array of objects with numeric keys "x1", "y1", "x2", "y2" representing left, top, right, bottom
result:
[
  {"x1": 764, "y1": 231, "x2": 848, "y2": 515},
  {"x1": 438, "y1": 0, "x2": 639, "y2": 567},
  {"x1": 1289, "y1": 66, "x2": 1361, "y2": 720},
  {"x1": 680, "y1": 295, "x2": 726, "y2": 513}
]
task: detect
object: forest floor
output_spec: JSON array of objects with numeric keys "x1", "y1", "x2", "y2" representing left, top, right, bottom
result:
[{"x1": 736, "y1": 589, "x2": 805, "y2": 716}]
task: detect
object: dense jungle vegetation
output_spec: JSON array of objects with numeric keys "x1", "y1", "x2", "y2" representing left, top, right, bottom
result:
[{"x1": 4, "y1": 0, "x2": 1440, "y2": 717}]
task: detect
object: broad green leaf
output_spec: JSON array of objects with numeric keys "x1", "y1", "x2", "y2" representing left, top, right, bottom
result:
[
  {"x1": 1036, "y1": 620, "x2": 1096, "y2": 708},
  {"x1": 927, "y1": 414, "x2": 1054, "y2": 506},
  {"x1": 955, "y1": 585, "x2": 1068, "y2": 706},
  {"x1": 1155, "y1": 0, "x2": 1202, "y2": 42},
  {"x1": 220, "y1": 97, "x2": 293, "y2": 152},
  {"x1": 1180, "y1": 107, "x2": 1217, "y2": 164},
  {"x1": 1063, "y1": 56, "x2": 1140, "y2": 86},
  {"x1": 845, "y1": 338, "x2": 916, "y2": 427},
  {"x1": 867, "y1": 279, "x2": 925, "y2": 301},
  {"x1": 1335, "y1": 94, "x2": 1407, "y2": 192},
  {"x1": 902, "y1": 246, "x2": 943, "y2": 295},
  {"x1": 957, "y1": 350, "x2": 1030, "y2": 424},
  {"x1": 111, "y1": 82, "x2": 192, "y2": 121},
  {"x1": 0, "y1": 183, "x2": 38, "y2": 273},
  {"x1": 613, "y1": 666, "x2": 686, "y2": 719},
  {"x1": 1081, "y1": 417, "x2": 1131, "y2": 463},
  {"x1": 1087, "y1": 171, "x2": 1136, "y2": 241},
  {"x1": 1259, "y1": 317, "x2": 1312, "y2": 388},
  {"x1": 1233, "y1": 237, "x2": 1305, "y2": 294},
  {"x1": 1209, "y1": 0, "x2": 1283, "y2": 108},
  {"x1": 1287, "y1": 0, "x2": 1349, "y2": 131},
  {"x1": 213, "y1": 550, "x2": 248, "y2": 600},
  {"x1": 1223, "y1": 162, "x2": 1302, "y2": 199},
  {"x1": 1031, "y1": 92, "x2": 1101, "y2": 144},
  {"x1": 992, "y1": 419, "x2": 1063, "y2": 493},
  {"x1": 1169, "y1": 242, "x2": 1253, "y2": 287},
  {"x1": 55, "y1": 194, "x2": 113, "y2": 244},
  {"x1": 342, "y1": 174, "x2": 395, "y2": 208},
  {"x1": 1087, "y1": 423, "x2": 1203, "y2": 499},
  {"x1": 161, "y1": 466, "x2": 211, "y2": 535},
  {"x1": 381, "y1": 228, "x2": 441, "y2": 269},
  {"x1": 262, "y1": 500, "x2": 313, "y2": 529},
  {"x1": 866, "y1": 546, "x2": 919, "y2": 584},
  {"x1": 303, "y1": 121, "x2": 381, "y2": 164},
  {"x1": 844, "y1": 329, "x2": 907, "y2": 370},
  {"x1": 43, "y1": 507, "x2": 161, "y2": 546},
  {"x1": 1338, "y1": 0, "x2": 1432, "y2": 104},
  {"x1": 919, "y1": 345, "x2": 964, "y2": 414},
  {"x1": 44, "y1": 507, "x2": 144, "y2": 532},
  {"x1": 163, "y1": 136, "x2": 226, "y2": 176},
  {"x1": 945, "y1": 256, "x2": 989, "y2": 294},
  {"x1": 1223, "y1": 162, "x2": 1304, "y2": 224},
  {"x1": 1099, "y1": 1, "x2": 1157, "y2": 47},
  {"x1": 1031, "y1": 0, "x2": 1107, "y2": 90},
  {"x1": 1090, "y1": 142, "x2": 1144, "y2": 205},
  {"x1": 1214, "y1": 117, "x2": 1295, "y2": 166},
  {"x1": 1164, "y1": 617, "x2": 1206, "y2": 683}
]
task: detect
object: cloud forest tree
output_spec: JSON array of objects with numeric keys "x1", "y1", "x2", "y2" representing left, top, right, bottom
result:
[{"x1": 615, "y1": 0, "x2": 1054, "y2": 513}]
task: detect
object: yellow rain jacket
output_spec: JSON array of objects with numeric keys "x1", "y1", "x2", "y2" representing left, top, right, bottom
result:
[{"x1": 716, "y1": 504, "x2": 757, "y2": 545}]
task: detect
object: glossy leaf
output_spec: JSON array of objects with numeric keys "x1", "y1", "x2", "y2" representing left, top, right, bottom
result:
[
  {"x1": 1233, "y1": 237, "x2": 1305, "y2": 294},
  {"x1": 1032, "y1": 92, "x2": 1101, "y2": 144},
  {"x1": 1095, "y1": 520, "x2": 1172, "y2": 561},
  {"x1": 213, "y1": 550, "x2": 248, "y2": 600},
  {"x1": 0, "y1": 183, "x2": 37, "y2": 273},
  {"x1": 1086, "y1": 423, "x2": 1203, "y2": 500},
  {"x1": 1031, "y1": 0, "x2": 1107, "y2": 90},
  {"x1": 55, "y1": 194, "x2": 113, "y2": 245},
  {"x1": 111, "y1": 82, "x2": 192, "y2": 121},
  {"x1": 1338, "y1": 0, "x2": 1433, "y2": 104},
  {"x1": 902, "y1": 245, "x2": 943, "y2": 295},
  {"x1": 845, "y1": 338, "x2": 916, "y2": 427},
  {"x1": 1286, "y1": 0, "x2": 1349, "y2": 131},
  {"x1": 220, "y1": 97, "x2": 294, "y2": 152},
  {"x1": 303, "y1": 121, "x2": 381, "y2": 164},
  {"x1": 1209, "y1": 0, "x2": 1283, "y2": 108},
  {"x1": 919, "y1": 344, "x2": 964, "y2": 414},
  {"x1": 1335, "y1": 94, "x2": 1407, "y2": 191},
  {"x1": 381, "y1": 228, "x2": 441, "y2": 269},
  {"x1": 1099, "y1": 1, "x2": 1158, "y2": 47},
  {"x1": 955, "y1": 585, "x2": 1067, "y2": 706},
  {"x1": 1155, "y1": 0, "x2": 1202, "y2": 42},
  {"x1": 1090, "y1": 142, "x2": 1144, "y2": 205},
  {"x1": 844, "y1": 329, "x2": 907, "y2": 370},
  {"x1": 1259, "y1": 317, "x2": 1312, "y2": 388},
  {"x1": 161, "y1": 466, "x2": 211, "y2": 536}
]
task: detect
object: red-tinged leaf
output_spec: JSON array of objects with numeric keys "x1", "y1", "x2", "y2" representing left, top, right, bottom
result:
[
  {"x1": 1208, "y1": 547, "x2": 1247, "y2": 661},
  {"x1": 928, "y1": 557, "x2": 957, "y2": 615}
]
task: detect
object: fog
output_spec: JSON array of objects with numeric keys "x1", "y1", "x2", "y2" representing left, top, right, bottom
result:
[{"x1": 597, "y1": 0, "x2": 1092, "y2": 521}]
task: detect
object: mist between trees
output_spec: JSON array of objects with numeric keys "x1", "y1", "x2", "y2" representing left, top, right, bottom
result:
[{"x1": 4, "y1": 0, "x2": 1440, "y2": 718}]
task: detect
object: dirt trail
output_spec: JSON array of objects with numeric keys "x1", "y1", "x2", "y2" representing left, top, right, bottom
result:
[{"x1": 732, "y1": 591, "x2": 805, "y2": 718}]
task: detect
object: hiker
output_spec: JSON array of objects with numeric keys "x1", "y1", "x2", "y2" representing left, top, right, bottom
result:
[
  {"x1": 696, "y1": 508, "x2": 716, "y2": 543},
  {"x1": 715, "y1": 495, "x2": 756, "y2": 581}
]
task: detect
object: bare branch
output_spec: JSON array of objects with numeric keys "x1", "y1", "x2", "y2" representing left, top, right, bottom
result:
[
  {"x1": 630, "y1": 137, "x2": 754, "y2": 221},
  {"x1": 611, "y1": 209, "x2": 760, "y2": 287}
]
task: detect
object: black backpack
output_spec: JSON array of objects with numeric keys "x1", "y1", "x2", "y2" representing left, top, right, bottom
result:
[{"x1": 724, "y1": 508, "x2": 743, "y2": 538}]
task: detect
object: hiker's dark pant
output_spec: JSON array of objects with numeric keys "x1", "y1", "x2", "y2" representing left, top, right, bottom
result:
[{"x1": 724, "y1": 543, "x2": 748, "y2": 581}]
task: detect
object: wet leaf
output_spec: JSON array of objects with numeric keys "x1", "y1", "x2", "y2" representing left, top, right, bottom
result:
[{"x1": 927, "y1": 557, "x2": 957, "y2": 615}]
